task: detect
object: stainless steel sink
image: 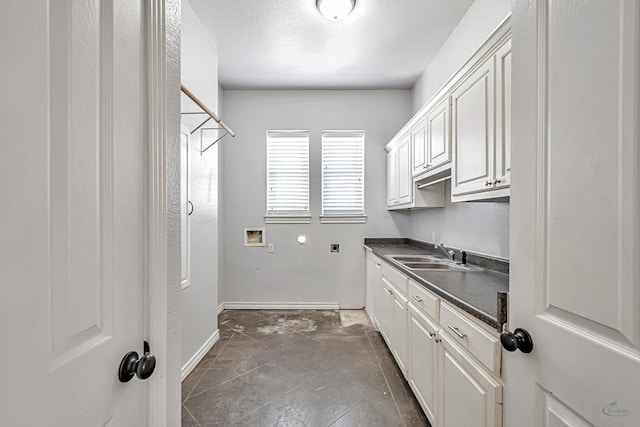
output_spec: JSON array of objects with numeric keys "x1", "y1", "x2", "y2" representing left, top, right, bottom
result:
[
  {"x1": 402, "y1": 262, "x2": 468, "y2": 271},
  {"x1": 388, "y1": 255, "x2": 442, "y2": 262},
  {"x1": 387, "y1": 254, "x2": 471, "y2": 271}
]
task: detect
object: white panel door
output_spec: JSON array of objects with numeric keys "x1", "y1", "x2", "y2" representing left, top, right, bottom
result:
[
  {"x1": 0, "y1": 1, "x2": 148, "y2": 426},
  {"x1": 509, "y1": 1, "x2": 640, "y2": 426}
]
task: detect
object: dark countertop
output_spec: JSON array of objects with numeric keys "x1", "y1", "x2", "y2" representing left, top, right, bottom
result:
[{"x1": 364, "y1": 239, "x2": 509, "y2": 331}]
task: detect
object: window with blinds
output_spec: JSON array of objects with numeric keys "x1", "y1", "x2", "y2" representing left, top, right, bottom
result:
[
  {"x1": 321, "y1": 130, "x2": 366, "y2": 222},
  {"x1": 266, "y1": 131, "x2": 310, "y2": 222}
]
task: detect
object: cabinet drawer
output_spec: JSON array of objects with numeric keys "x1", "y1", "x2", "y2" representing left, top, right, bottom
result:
[
  {"x1": 440, "y1": 302, "x2": 501, "y2": 375},
  {"x1": 381, "y1": 262, "x2": 408, "y2": 295},
  {"x1": 408, "y1": 280, "x2": 440, "y2": 321}
]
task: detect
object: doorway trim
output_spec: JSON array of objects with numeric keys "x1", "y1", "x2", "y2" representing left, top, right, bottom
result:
[{"x1": 145, "y1": 0, "x2": 181, "y2": 425}]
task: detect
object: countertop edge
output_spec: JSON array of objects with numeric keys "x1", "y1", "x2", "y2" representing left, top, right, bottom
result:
[{"x1": 366, "y1": 243, "x2": 506, "y2": 331}]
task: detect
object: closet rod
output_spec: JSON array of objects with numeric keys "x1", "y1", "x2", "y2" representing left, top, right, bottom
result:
[{"x1": 180, "y1": 85, "x2": 236, "y2": 137}]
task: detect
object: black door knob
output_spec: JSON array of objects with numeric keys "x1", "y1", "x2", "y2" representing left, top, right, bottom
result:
[
  {"x1": 118, "y1": 346, "x2": 156, "y2": 382},
  {"x1": 500, "y1": 327, "x2": 533, "y2": 353}
]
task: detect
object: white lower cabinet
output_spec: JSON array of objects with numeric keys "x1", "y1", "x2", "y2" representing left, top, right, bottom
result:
[
  {"x1": 371, "y1": 259, "x2": 504, "y2": 427},
  {"x1": 390, "y1": 284, "x2": 409, "y2": 373},
  {"x1": 439, "y1": 334, "x2": 503, "y2": 427},
  {"x1": 408, "y1": 304, "x2": 440, "y2": 426},
  {"x1": 381, "y1": 278, "x2": 409, "y2": 374},
  {"x1": 365, "y1": 249, "x2": 383, "y2": 330}
]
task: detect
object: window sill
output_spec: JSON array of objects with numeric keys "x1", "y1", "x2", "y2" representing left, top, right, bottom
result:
[
  {"x1": 320, "y1": 215, "x2": 367, "y2": 224},
  {"x1": 264, "y1": 215, "x2": 312, "y2": 224}
]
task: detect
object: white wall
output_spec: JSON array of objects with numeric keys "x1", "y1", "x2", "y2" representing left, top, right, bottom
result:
[
  {"x1": 407, "y1": 0, "x2": 511, "y2": 259},
  {"x1": 180, "y1": 0, "x2": 220, "y2": 368},
  {"x1": 221, "y1": 90, "x2": 411, "y2": 307},
  {"x1": 411, "y1": 0, "x2": 512, "y2": 112}
]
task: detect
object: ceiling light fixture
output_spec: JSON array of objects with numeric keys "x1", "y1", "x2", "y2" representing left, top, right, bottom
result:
[{"x1": 316, "y1": 0, "x2": 355, "y2": 21}]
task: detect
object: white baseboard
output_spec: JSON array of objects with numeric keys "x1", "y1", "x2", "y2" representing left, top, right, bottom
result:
[
  {"x1": 181, "y1": 330, "x2": 219, "y2": 381},
  {"x1": 217, "y1": 303, "x2": 225, "y2": 314},
  {"x1": 223, "y1": 302, "x2": 340, "y2": 310}
]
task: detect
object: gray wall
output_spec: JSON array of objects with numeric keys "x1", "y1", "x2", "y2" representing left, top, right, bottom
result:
[
  {"x1": 221, "y1": 90, "x2": 411, "y2": 307},
  {"x1": 180, "y1": 0, "x2": 220, "y2": 368},
  {"x1": 408, "y1": 0, "x2": 511, "y2": 259}
]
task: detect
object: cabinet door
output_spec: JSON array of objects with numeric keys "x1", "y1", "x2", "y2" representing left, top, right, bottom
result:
[
  {"x1": 411, "y1": 121, "x2": 428, "y2": 176},
  {"x1": 494, "y1": 39, "x2": 511, "y2": 189},
  {"x1": 451, "y1": 58, "x2": 495, "y2": 197},
  {"x1": 397, "y1": 135, "x2": 412, "y2": 204},
  {"x1": 408, "y1": 305, "x2": 439, "y2": 426},
  {"x1": 427, "y1": 97, "x2": 451, "y2": 170},
  {"x1": 380, "y1": 278, "x2": 394, "y2": 346},
  {"x1": 391, "y1": 288, "x2": 409, "y2": 375},
  {"x1": 371, "y1": 256, "x2": 383, "y2": 330},
  {"x1": 439, "y1": 335, "x2": 502, "y2": 427},
  {"x1": 386, "y1": 151, "x2": 398, "y2": 206}
]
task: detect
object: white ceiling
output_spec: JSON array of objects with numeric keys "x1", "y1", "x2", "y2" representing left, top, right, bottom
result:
[{"x1": 189, "y1": 0, "x2": 474, "y2": 90}]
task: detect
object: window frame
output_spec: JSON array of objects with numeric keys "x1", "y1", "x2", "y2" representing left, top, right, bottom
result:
[
  {"x1": 264, "y1": 130, "x2": 311, "y2": 224},
  {"x1": 320, "y1": 130, "x2": 367, "y2": 224}
]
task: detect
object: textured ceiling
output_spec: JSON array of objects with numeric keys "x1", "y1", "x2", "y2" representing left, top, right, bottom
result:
[{"x1": 188, "y1": 0, "x2": 474, "y2": 89}]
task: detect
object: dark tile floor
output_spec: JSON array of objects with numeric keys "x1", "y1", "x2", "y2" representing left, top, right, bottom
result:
[{"x1": 182, "y1": 310, "x2": 430, "y2": 427}]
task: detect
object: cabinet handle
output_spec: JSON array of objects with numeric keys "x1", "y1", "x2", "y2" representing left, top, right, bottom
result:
[
  {"x1": 485, "y1": 181, "x2": 492, "y2": 187},
  {"x1": 428, "y1": 331, "x2": 436, "y2": 338},
  {"x1": 375, "y1": 262, "x2": 381, "y2": 267},
  {"x1": 494, "y1": 179, "x2": 502, "y2": 185},
  {"x1": 422, "y1": 164, "x2": 428, "y2": 169},
  {"x1": 448, "y1": 325, "x2": 467, "y2": 339},
  {"x1": 412, "y1": 295, "x2": 423, "y2": 303}
]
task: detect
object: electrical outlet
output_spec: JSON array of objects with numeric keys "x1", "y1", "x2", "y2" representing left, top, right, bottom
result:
[
  {"x1": 331, "y1": 243, "x2": 340, "y2": 253},
  {"x1": 268, "y1": 243, "x2": 274, "y2": 253}
]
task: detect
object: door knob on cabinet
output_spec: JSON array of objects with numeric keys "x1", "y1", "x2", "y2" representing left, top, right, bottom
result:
[
  {"x1": 500, "y1": 326, "x2": 533, "y2": 353},
  {"x1": 118, "y1": 343, "x2": 156, "y2": 382}
]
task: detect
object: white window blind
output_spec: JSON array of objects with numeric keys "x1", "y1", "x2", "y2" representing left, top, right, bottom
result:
[
  {"x1": 266, "y1": 131, "x2": 310, "y2": 216},
  {"x1": 322, "y1": 130, "x2": 365, "y2": 216}
]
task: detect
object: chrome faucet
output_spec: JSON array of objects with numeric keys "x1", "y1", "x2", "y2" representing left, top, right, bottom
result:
[{"x1": 435, "y1": 243, "x2": 455, "y2": 261}]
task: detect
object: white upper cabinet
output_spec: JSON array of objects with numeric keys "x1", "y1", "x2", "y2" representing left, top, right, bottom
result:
[
  {"x1": 387, "y1": 134, "x2": 445, "y2": 210},
  {"x1": 386, "y1": 18, "x2": 511, "y2": 204},
  {"x1": 451, "y1": 37, "x2": 511, "y2": 202},
  {"x1": 494, "y1": 39, "x2": 511, "y2": 190},
  {"x1": 412, "y1": 96, "x2": 452, "y2": 179},
  {"x1": 397, "y1": 135, "x2": 412, "y2": 205},
  {"x1": 427, "y1": 97, "x2": 452, "y2": 172},
  {"x1": 451, "y1": 57, "x2": 496, "y2": 198},
  {"x1": 411, "y1": 120, "x2": 428, "y2": 176}
]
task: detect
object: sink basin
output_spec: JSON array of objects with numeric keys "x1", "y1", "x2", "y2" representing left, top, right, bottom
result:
[
  {"x1": 387, "y1": 254, "x2": 474, "y2": 271},
  {"x1": 389, "y1": 255, "x2": 442, "y2": 262},
  {"x1": 402, "y1": 262, "x2": 469, "y2": 271}
]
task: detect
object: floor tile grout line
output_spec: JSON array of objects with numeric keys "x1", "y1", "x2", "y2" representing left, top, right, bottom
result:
[
  {"x1": 365, "y1": 329, "x2": 408, "y2": 427},
  {"x1": 327, "y1": 398, "x2": 367, "y2": 427},
  {"x1": 184, "y1": 332, "x2": 235, "y2": 402},
  {"x1": 186, "y1": 352, "x2": 294, "y2": 401},
  {"x1": 182, "y1": 403, "x2": 200, "y2": 426}
]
